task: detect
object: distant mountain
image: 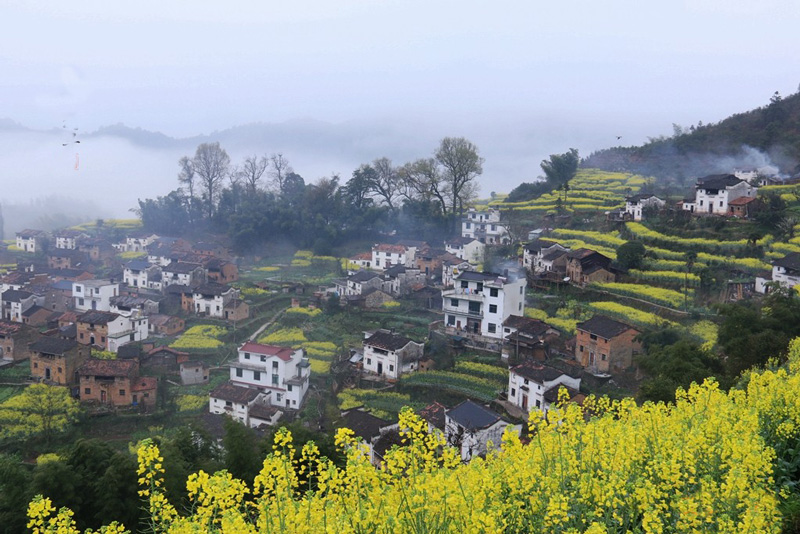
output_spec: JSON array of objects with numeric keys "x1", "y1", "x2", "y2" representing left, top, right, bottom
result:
[{"x1": 583, "y1": 91, "x2": 800, "y2": 184}]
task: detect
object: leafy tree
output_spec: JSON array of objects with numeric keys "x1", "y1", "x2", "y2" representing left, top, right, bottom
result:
[
  {"x1": 434, "y1": 137, "x2": 484, "y2": 218},
  {"x1": 223, "y1": 418, "x2": 263, "y2": 484},
  {"x1": 540, "y1": 148, "x2": 579, "y2": 188},
  {"x1": 0, "y1": 454, "x2": 32, "y2": 533},
  {"x1": 637, "y1": 339, "x2": 723, "y2": 403},
  {"x1": 0, "y1": 384, "x2": 80, "y2": 442},
  {"x1": 615, "y1": 241, "x2": 646, "y2": 270}
]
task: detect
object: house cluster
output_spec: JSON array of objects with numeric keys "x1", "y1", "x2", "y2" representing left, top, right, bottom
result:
[
  {"x1": 607, "y1": 193, "x2": 666, "y2": 222},
  {"x1": 208, "y1": 340, "x2": 311, "y2": 428},
  {"x1": 3, "y1": 227, "x2": 248, "y2": 410},
  {"x1": 523, "y1": 240, "x2": 618, "y2": 287},
  {"x1": 680, "y1": 173, "x2": 760, "y2": 217},
  {"x1": 756, "y1": 252, "x2": 800, "y2": 294}
]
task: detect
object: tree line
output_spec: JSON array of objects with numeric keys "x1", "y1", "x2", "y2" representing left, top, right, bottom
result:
[{"x1": 135, "y1": 137, "x2": 484, "y2": 253}]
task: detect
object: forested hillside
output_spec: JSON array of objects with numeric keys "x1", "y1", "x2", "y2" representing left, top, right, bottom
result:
[{"x1": 583, "y1": 90, "x2": 800, "y2": 185}]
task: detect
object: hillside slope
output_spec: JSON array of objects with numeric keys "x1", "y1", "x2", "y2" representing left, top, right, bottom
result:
[{"x1": 583, "y1": 91, "x2": 800, "y2": 186}]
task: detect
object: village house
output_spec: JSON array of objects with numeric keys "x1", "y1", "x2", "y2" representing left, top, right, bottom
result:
[
  {"x1": 162, "y1": 262, "x2": 206, "y2": 287},
  {"x1": 338, "y1": 408, "x2": 400, "y2": 466},
  {"x1": 192, "y1": 283, "x2": 239, "y2": 318},
  {"x1": 77, "y1": 237, "x2": 116, "y2": 263},
  {"x1": 507, "y1": 360, "x2": 582, "y2": 413},
  {"x1": 123, "y1": 260, "x2": 162, "y2": 290},
  {"x1": 47, "y1": 249, "x2": 88, "y2": 270},
  {"x1": 208, "y1": 382, "x2": 282, "y2": 428},
  {"x1": 1, "y1": 289, "x2": 41, "y2": 322},
  {"x1": 140, "y1": 346, "x2": 189, "y2": 375},
  {"x1": 565, "y1": 249, "x2": 615, "y2": 286},
  {"x1": 574, "y1": 315, "x2": 641, "y2": 374},
  {"x1": 442, "y1": 270, "x2": 526, "y2": 339},
  {"x1": 145, "y1": 237, "x2": 192, "y2": 266},
  {"x1": 22, "y1": 305, "x2": 51, "y2": 327},
  {"x1": 727, "y1": 196, "x2": 762, "y2": 218},
  {"x1": 0, "y1": 319, "x2": 35, "y2": 361},
  {"x1": 371, "y1": 243, "x2": 407, "y2": 270},
  {"x1": 444, "y1": 236, "x2": 485, "y2": 264},
  {"x1": 381, "y1": 264, "x2": 426, "y2": 297},
  {"x1": 53, "y1": 229, "x2": 86, "y2": 250},
  {"x1": 756, "y1": 252, "x2": 800, "y2": 293},
  {"x1": 223, "y1": 298, "x2": 250, "y2": 321},
  {"x1": 147, "y1": 314, "x2": 185, "y2": 336},
  {"x1": 461, "y1": 208, "x2": 509, "y2": 245},
  {"x1": 180, "y1": 360, "x2": 208, "y2": 385},
  {"x1": 413, "y1": 247, "x2": 447, "y2": 278},
  {"x1": 441, "y1": 255, "x2": 473, "y2": 288},
  {"x1": 193, "y1": 241, "x2": 230, "y2": 259},
  {"x1": 73, "y1": 279, "x2": 120, "y2": 312},
  {"x1": 229, "y1": 341, "x2": 311, "y2": 410},
  {"x1": 29, "y1": 336, "x2": 89, "y2": 386},
  {"x1": 124, "y1": 232, "x2": 159, "y2": 253},
  {"x1": 523, "y1": 240, "x2": 570, "y2": 274},
  {"x1": 78, "y1": 358, "x2": 157, "y2": 408},
  {"x1": 419, "y1": 401, "x2": 447, "y2": 436},
  {"x1": 110, "y1": 295, "x2": 160, "y2": 317},
  {"x1": 205, "y1": 258, "x2": 239, "y2": 284},
  {"x1": 335, "y1": 270, "x2": 384, "y2": 297},
  {"x1": 164, "y1": 285, "x2": 195, "y2": 314},
  {"x1": 445, "y1": 400, "x2": 517, "y2": 461},
  {"x1": 682, "y1": 174, "x2": 758, "y2": 215},
  {"x1": 624, "y1": 194, "x2": 666, "y2": 221},
  {"x1": 16, "y1": 229, "x2": 46, "y2": 253},
  {"x1": 362, "y1": 329, "x2": 425, "y2": 380},
  {"x1": 347, "y1": 252, "x2": 373, "y2": 271},
  {"x1": 76, "y1": 310, "x2": 148, "y2": 353},
  {"x1": 501, "y1": 315, "x2": 561, "y2": 361}
]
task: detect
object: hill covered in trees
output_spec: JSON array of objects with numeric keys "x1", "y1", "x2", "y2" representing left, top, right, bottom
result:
[{"x1": 583, "y1": 90, "x2": 800, "y2": 186}]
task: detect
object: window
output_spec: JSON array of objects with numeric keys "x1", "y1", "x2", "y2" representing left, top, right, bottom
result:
[
  {"x1": 447, "y1": 315, "x2": 455, "y2": 326},
  {"x1": 261, "y1": 355, "x2": 266, "y2": 362},
  {"x1": 518, "y1": 303, "x2": 522, "y2": 311},
  {"x1": 535, "y1": 400, "x2": 541, "y2": 408},
  {"x1": 272, "y1": 374, "x2": 279, "y2": 386},
  {"x1": 491, "y1": 224, "x2": 496, "y2": 231},
  {"x1": 468, "y1": 301, "x2": 480, "y2": 314},
  {"x1": 590, "y1": 334, "x2": 598, "y2": 340},
  {"x1": 101, "y1": 336, "x2": 106, "y2": 343},
  {"x1": 466, "y1": 222, "x2": 471, "y2": 229},
  {"x1": 510, "y1": 388, "x2": 516, "y2": 397},
  {"x1": 288, "y1": 384, "x2": 293, "y2": 392},
  {"x1": 520, "y1": 286, "x2": 523, "y2": 294},
  {"x1": 79, "y1": 298, "x2": 84, "y2": 306},
  {"x1": 601, "y1": 354, "x2": 607, "y2": 361},
  {"x1": 254, "y1": 371, "x2": 261, "y2": 381},
  {"x1": 236, "y1": 368, "x2": 243, "y2": 377},
  {"x1": 79, "y1": 333, "x2": 84, "y2": 340},
  {"x1": 451, "y1": 298, "x2": 459, "y2": 307},
  {"x1": 367, "y1": 358, "x2": 372, "y2": 365},
  {"x1": 57, "y1": 367, "x2": 62, "y2": 373},
  {"x1": 272, "y1": 361, "x2": 278, "y2": 369},
  {"x1": 489, "y1": 304, "x2": 497, "y2": 313},
  {"x1": 476, "y1": 282, "x2": 483, "y2": 292},
  {"x1": 699, "y1": 200, "x2": 704, "y2": 206},
  {"x1": 276, "y1": 393, "x2": 282, "y2": 402},
  {"x1": 117, "y1": 389, "x2": 125, "y2": 396},
  {"x1": 225, "y1": 400, "x2": 232, "y2": 407},
  {"x1": 34, "y1": 362, "x2": 38, "y2": 368},
  {"x1": 292, "y1": 400, "x2": 296, "y2": 405},
  {"x1": 490, "y1": 288, "x2": 498, "y2": 297},
  {"x1": 580, "y1": 345, "x2": 584, "y2": 352},
  {"x1": 488, "y1": 323, "x2": 496, "y2": 333},
  {"x1": 461, "y1": 280, "x2": 469, "y2": 288},
  {"x1": 719, "y1": 201, "x2": 723, "y2": 207},
  {"x1": 84, "y1": 388, "x2": 91, "y2": 394},
  {"x1": 244, "y1": 352, "x2": 250, "y2": 359},
  {"x1": 389, "y1": 365, "x2": 394, "y2": 372}
]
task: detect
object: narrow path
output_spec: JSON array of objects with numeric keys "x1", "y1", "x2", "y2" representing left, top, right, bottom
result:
[{"x1": 249, "y1": 307, "x2": 288, "y2": 341}]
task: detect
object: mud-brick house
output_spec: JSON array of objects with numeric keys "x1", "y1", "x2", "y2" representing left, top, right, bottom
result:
[
  {"x1": 205, "y1": 258, "x2": 239, "y2": 284},
  {"x1": 29, "y1": 337, "x2": 89, "y2": 386},
  {"x1": 0, "y1": 320, "x2": 35, "y2": 362},
  {"x1": 565, "y1": 249, "x2": 615, "y2": 286},
  {"x1": 574, "y1": 315, "x2": 641, "y2": 374}
]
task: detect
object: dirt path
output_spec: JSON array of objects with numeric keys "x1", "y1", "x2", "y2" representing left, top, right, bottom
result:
[{"x1": 249, "y1": 307, "x2": 288, "y2": 341}]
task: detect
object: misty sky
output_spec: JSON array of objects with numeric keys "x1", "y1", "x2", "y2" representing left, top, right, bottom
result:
[{"x1": 2, "y1": 0, "x2": 800, "y2": 218}]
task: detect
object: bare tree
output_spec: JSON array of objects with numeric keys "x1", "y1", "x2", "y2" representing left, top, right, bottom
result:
[
  {"x1": 240, "y1": 154, "x2": 268, "y2": 193},
  {"x1": 397, "y1": 158, "x2": 449, "y2": 215},
  {"x1": 192, "y1": 142, "x2": 230, "y2": 220},
  {"x1": 369, "y1": 157, "x2": 399, "y2": 209},
  {"x1": 434, "y1": 137, "x2": 483, "y2": 217},
  {"x1": 269, "y1": 153, "x2": 293, "y2": 194}
]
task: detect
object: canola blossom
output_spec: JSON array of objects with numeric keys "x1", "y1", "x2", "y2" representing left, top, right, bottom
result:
[{"x1": 31, "y1": 354, "x2": 800, "y2": 533}]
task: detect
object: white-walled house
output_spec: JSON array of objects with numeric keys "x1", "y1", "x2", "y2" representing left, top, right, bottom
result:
[
  {"x1": 507, "y1": 360, "x2": 581, "y2": 413},
  {"x1": 362, "y1": 329, "x2": 424, "y2": 380},
  {"x1": 523, "y1": 240, "x2": 570, "y2": 274},
  {"x1": 229, "y1": 342, "x2": 311, "y2": 410},
  {"x1": 757, "y1": 252, "x2": 800, "y2": 293},
  {"x1": 1, "y1": 290, "x2": 40, "y2": 322},
  {"x1": 445, "y1": 237, "x2": 486, "y2": 264},
  {"x1": 106, "y1": 312, "x2": 149, "y2": 353},
  {"x1": 192, "y1": 283, "x2": 239, "y2": 318},
  {"x1": 682, "y1": 174, "x2": 757, "y2": 215},
  {"x1": 123, "y1": 260, "x2": 162, "y2": 290},
  {"x1": 162, "y1": 262, "x2": 206, "y2": 287},
  {"x1": 461, "y1": 208, "x2": 509, "y2": 245},
  {"x1": 53, "y1": 229, "x2": 86, "y2": 250},
  {"x1": 442, "y1": 270, "x2": 526, "y2": 338},
  {"x1": 441, "y1": 257, "x2": 473, "y2": 288},
  {"x1": 15, "y1": 229, "x2": 46, "y2": 253},
  {"x1": 371, "y1": 244, "x2": 407, "y2": 270},
  {"x1": 445, "y1": 400, "x2": 517, "y2": 461},
  {"x1": 125, "y1": 233, "x2": 159, "y2": 253},
  {"x1": 624, "y1": 194, "x2": 665, "y2": 221},
  {"x1": 209, "y1": 382, "x2": 282, "y2": 427},
  {"x1": 335, "y1": 270, "x2": 384, "y2": 297},
  {"x1": 73, "y1": 280, "x2": 120, "y2": 312}
]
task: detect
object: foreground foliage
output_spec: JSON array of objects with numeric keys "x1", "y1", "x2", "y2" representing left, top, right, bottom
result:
[{"x1": 29, "y1": 340, "x2": 800, "y2": 532}]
